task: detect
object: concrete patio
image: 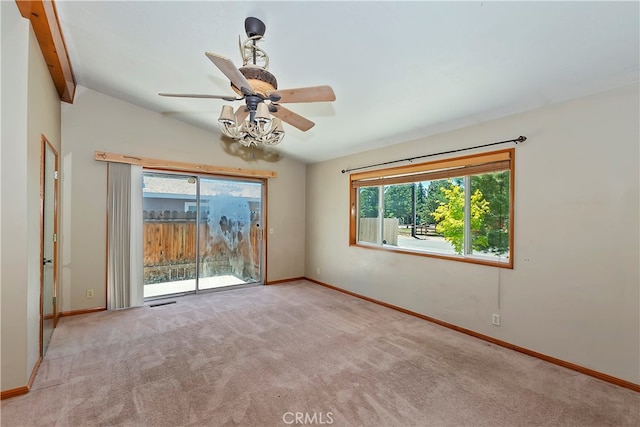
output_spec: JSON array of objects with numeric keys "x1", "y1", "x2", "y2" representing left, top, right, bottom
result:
[{"x1": 144, "y1": 274, "x2": 253, "y2": 299}]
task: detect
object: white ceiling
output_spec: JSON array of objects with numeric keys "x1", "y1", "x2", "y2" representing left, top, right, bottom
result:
[{"x1": 55, "y1": 1, "x2": 639, "y2": 164}]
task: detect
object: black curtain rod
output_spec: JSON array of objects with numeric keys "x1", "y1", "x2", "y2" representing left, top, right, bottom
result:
[{"x1": 341, "y1": 135, "x2": 526, "y2": 174}]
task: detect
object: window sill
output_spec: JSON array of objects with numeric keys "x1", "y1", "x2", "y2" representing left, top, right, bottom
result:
[{"x1": 351, "y1": 242, "x2": 513, "y2": 269}]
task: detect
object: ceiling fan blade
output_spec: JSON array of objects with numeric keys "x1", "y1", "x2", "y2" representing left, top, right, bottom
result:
[
  {"x1": 268, "y1": 85, "x2": 336, "y2": 104},
  {"x1": 158, "y1": 93, "x2": 241, "y2": 101},
  {"x1": 271, "y1": 105, "x2": 315, "y2": 132},
  {"x1": 205, "y1": 52, "x2": 254, "y2": 95}
]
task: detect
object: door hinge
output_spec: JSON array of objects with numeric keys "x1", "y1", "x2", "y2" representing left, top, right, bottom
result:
[
  {"x1": 52, "y1": 296, "x2": 56, "y2": 305},
  {"x1": 54, "y1": 171, "x2": 59, "y2": 180},
  {"x1": 53, "y1": 233, "x2": 57, "y2": 242}
]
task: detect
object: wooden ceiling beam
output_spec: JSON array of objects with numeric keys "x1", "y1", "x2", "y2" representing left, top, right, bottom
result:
[{"x1": 16, "y1": 0, "x2": 76, "y2": 103}]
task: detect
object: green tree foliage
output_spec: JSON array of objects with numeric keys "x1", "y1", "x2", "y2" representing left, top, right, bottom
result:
[
  {"x1": 414, "y1": 183, "x2": 427, "y2": 224},
  {"x1": 433, "y1": 184, "x2": 490, "y2": 254},
  {"x1": 471, "y1": 171, "x2": 510, "y2": 255},
  {"x1": 359, "y1": 187, "x2": 379, "y2": 218},
  {"x1": 419, "y1": 179, "x2": 454, "y2": 225},
  {"x1": 383, "y1": 184, "x2": 413, "y2": 224}
]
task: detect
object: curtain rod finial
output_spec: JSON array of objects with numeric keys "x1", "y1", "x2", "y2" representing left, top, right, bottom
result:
[{"x1": 516, "y1": 136, "x2": 527, "y2": 144}]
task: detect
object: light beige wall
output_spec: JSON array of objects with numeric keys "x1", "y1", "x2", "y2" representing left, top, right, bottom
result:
[
  {"x1": 26, "y1": 22, "x2": 62, "y2": 378},
  {"x1": 60, "y1": 87, "x2": 306, "y2": 311},
  {"x1": 1, "y1": 1, "x2": 61, "y2": 391},
  {"x1": 306, "y1": 84, "x2": 640, "y2": 384},
  {"x1": 1, "y1": 0, "x2": 30, "y2": 392}
]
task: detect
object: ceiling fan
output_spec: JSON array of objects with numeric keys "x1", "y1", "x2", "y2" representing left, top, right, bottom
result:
[{"x1": 159, "y1": 17, "x2": 336, "y2": 145}]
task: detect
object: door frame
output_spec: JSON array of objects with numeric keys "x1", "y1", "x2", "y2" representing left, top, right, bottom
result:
[{"x1": 40, "y1": 135, "x2": 59, "y2": 356}]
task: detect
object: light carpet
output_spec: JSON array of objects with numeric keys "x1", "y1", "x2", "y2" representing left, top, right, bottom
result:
[{"x1": 1, "y1": 280, "x2": 638, "y2": 426}]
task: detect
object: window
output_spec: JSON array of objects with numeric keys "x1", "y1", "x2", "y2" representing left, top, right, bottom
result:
[
  {"x1": 184, "y1": 200, "x2": 209, "y2": 212},
  {"x1": 349, "y1": 149, "x2": 514, "y2": 268}
]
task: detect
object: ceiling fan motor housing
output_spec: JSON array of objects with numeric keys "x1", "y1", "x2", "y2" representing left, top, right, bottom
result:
[
  {"x1": 245, "y1": 17, "x2": 266, "y2": 39},
  {"x1": 232, "y1": 67, "x2": 278, "y2": 97}
]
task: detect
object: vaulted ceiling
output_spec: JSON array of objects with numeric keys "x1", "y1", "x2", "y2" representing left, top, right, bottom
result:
[{"x1": 45, "y1": 1, "x2": 640, "y2": 163}]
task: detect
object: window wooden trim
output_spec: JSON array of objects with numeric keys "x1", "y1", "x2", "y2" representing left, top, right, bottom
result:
[
  {"x1": 350, "y1": 150, "x2": 510, "y2": 182},
  {"x1": 349, "y1": 148, "x2": 515, "y2": 269},
  {"x1": 351, "y1": 160, "x2": 510, "y2": 188}
]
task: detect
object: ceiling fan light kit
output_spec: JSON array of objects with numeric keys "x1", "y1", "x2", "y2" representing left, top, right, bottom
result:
[
  {"x1": 218, "y1": 104, "x2": 285, "y2": 147},
  {"x1": 160, "y1": 17, "x2": 336, "y2": 148}
]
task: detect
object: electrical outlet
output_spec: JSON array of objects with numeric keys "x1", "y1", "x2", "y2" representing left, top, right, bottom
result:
[
  {"x1": 316, "y1": 267, "x2": 321, "y2": 275},
  {"x1": 86, "y1": 289, "x2": 94, "y2": 299},
  {"x1": 269, "y1": 228, "x2": 274, "y2": 235},
  {"x1": 492, "y1": 313, "x2": 501, "y2": 326}
]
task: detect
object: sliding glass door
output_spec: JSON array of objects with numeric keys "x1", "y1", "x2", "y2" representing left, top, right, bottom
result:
[
  {"x1": 198, "y1": 178, "x2": 263, "y2": 290},
  {"x1": 142, "y1": 172, "x2": 264, "y2": 299}
]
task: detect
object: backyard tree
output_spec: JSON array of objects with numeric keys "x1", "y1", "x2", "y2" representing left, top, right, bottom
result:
[
  {"x1": 419, "y1": 179, "x2": 455, "y2": 225},
  {"x1": 359, "y1": 187, "x2": 379, "y2": 218},
  {"x1": 433, "y1": 184, "x2": 490, "y2": 254},
  {"x1": 383, "y1": 184, "x2": 413, "y2": 224},
  {"x1": 471, "y1": 171, "x2": 510, "y2": 255},
  {"x1": 415, "y1": 183, "x2": 427, "y2": 224}
]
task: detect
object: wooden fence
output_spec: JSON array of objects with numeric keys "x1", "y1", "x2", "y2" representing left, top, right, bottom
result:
[
  {"x1": 143, "y1": 216, "x2": 261, "y2": 284},
  {"x1": 359, "y1": 218, "x2": 399, "y2": 245}
]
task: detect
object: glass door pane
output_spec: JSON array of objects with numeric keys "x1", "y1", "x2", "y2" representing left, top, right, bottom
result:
[
  {"x1": 142, "y1": 173, "x2": 198, "y2": 298},
  {"x1": 198, "y1": 177, "x2": 263, "y2": 291}
]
